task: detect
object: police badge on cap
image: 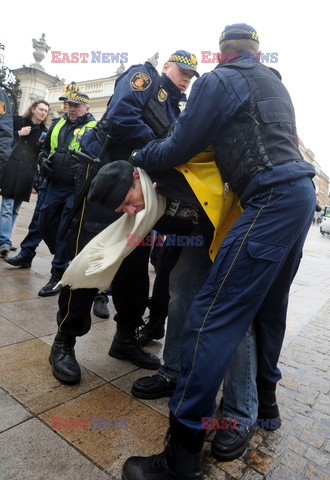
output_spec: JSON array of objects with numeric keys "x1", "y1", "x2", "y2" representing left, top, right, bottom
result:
[{"x1": 167, "y1": 50, "x2": 199, "y2": 78}]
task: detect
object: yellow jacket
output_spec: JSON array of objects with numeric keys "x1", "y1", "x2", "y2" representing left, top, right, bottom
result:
[{"x1": 175, "y1": 147, "x2": 241, "y2": 261}]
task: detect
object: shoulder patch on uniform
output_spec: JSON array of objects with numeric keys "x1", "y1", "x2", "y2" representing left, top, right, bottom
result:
[
  {"x1": 130, "y1": 72, "x2": 152, "y2": 91},
  {"x1": 0, "y1": 100, "x2": 6, "y2": 116},
  {"x1": 158, "y1": 88, "x2": 168, "y2": 102}
]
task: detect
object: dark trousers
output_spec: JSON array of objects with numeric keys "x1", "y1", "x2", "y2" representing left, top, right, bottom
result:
[
  {"x1": 20, "y1": 181, "x2": 47, "y2": 259},
  {"x1": 169, "y1": 177, "x2": 316, "y2": 430},
  {"x1": 39, "y1": 182, "x2": 73, "y2": 271},
  {"x1": 57, "y1": 240, "x2": 151, "y2": 337}
]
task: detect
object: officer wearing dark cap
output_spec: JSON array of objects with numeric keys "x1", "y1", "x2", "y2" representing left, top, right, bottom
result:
[
  {"x1": 123, "y1": 23, "x2": 316, "y2": 479},
  {"x1": 49, "y1": 50, "x2": 198, "y2": 384},
  {"x1": 36, "y1": 89, "x2": 96, "y2": 297}
]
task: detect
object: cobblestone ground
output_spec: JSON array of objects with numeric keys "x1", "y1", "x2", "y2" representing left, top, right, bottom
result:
[
  {"x1": 203, "y1": 299, "x2": 330, "y2": 480},
  {"x1": 0, "y1": 199, "x2": 329, "y2": 480}
]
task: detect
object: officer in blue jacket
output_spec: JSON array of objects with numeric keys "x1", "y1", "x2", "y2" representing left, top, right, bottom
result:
[
  {"x1": 49, "y1": 51, "x2": 199, "y2": 384},
  {"x1": 123, "y1": 24, "x2": 316, "y2": 479},
  {"x1": 0, "y1": 90, "x2": 13, "y2": 175}
]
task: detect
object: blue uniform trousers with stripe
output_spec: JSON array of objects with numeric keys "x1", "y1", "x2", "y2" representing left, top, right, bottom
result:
[{"x1": 169, "y1": 176, "x2": 316, "y2": 431}]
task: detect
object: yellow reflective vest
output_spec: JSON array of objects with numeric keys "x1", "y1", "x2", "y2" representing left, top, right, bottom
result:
[{"x1": 50, "y1": 117, "x2": 96, "y2": 155}]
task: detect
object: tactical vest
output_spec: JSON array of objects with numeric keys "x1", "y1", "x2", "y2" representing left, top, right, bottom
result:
[
  {"x1": 142, "y1": 64, "x2": 173, "y2": 138},
  {"x1": 213, "y1": 62, "x2": 303, "y2": 196},
  {"x1": 50, "y1": 116, "x2": 96, "y2": 155}
]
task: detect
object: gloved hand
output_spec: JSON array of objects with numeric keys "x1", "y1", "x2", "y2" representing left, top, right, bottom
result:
[{"x1": 40, "y1": 157, "x2": 55, "y2": 179}]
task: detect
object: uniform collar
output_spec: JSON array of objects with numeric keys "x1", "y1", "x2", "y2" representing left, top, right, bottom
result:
[
  {"x1": 64, "y1": 112, "x2": 93, "y2": 125},
  {"x1": 160, "y1": 74, "x2": 187, "y2": 103}
]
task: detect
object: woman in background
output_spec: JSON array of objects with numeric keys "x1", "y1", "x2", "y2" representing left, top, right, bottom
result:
[{"x1": 0, "y1": 99, "x2": 49, "y2": 257}]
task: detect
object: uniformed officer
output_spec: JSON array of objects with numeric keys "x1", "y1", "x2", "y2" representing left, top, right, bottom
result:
[
  {"x1": 123, "y1": 24, "x2": 316, "y2": 479},
  {"x1": 37, "y1": 91, "x2": 96, "y2": 296},
  {"x1": 49, "y1": 51, "x2": 199, "y2": 384},
  {"x1": 0, "y1": 90, "x2": 13, "y2": 177}
]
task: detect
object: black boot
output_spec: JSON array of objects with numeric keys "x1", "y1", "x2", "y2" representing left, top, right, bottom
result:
[
  {"x1": 257, "y1": 379, "x2": 281, "y2": 430},
  {"x1": 38, "y1": 268, "x2": 64, "y2": 297},
  {"x1": 109, "y1": 323, "x2": 160, "y2": 370},
  {"x1": 49, "y1": 332, "x2": 81, "y2": 383},
  {"x1": 122, "y1": 414, "x2": 204, "y2": 480},
  {"x1": 211, "y1": 424, "x2": 253, "y2": 461},
  {"x1": 137, "y1": 313, "x2": 166, "y2": 347}
]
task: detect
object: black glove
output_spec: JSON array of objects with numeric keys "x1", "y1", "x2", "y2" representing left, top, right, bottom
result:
[{"x1": 40, "y1": 157, "x2": 55, "y2": 179}]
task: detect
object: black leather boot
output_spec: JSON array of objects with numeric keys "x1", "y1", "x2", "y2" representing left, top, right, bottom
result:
[
  {"x1": 109, "y1": 325, "x2": 160, "y2": 370},
  {"x1": 257, "y1": 379, "x2": 281, "y2": 430},
  {"x1": 49, "y1": 332, "x2": 81, "y2": 383},
  {"x1": 38, "y1": 268, "x2": 64, "y2": 297},
  {"x1": 122, "y1": 414, "x2": 204, "y2": 480}
]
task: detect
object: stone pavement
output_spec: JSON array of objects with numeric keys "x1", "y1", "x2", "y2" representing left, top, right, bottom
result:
[{"x1": 0, "y1": 195, "x2": 329, "y2": 480}]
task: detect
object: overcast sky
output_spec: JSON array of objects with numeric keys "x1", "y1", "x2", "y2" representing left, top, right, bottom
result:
[{"x1": 2, "y1": 0, "x2": 329, "y2": 176}]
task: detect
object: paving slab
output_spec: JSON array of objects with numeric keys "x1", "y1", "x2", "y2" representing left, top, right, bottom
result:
[
  {"x1": 40, "y1": 383, "x2": 168, "y2": 479},
  {"x1": 0, "y1": 418, "x2": 111, "y2": 480},
  {"x1": 0, "y1": 388, "x2": 32, "y2": 432},
  {"x1": 0, "y1": 339, "x2": 105, "y2": 414}
]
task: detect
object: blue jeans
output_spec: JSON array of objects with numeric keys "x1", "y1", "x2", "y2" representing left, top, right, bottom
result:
[
  {"x1": 223, "y1": 322, "x2": 258, "y2": 427},
  {"x1": 0, "y1": 197, "x2": 22, "y2": 249},
  {"x1": 159, "y1": 233, "x2": 258, "y2": 426}
]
